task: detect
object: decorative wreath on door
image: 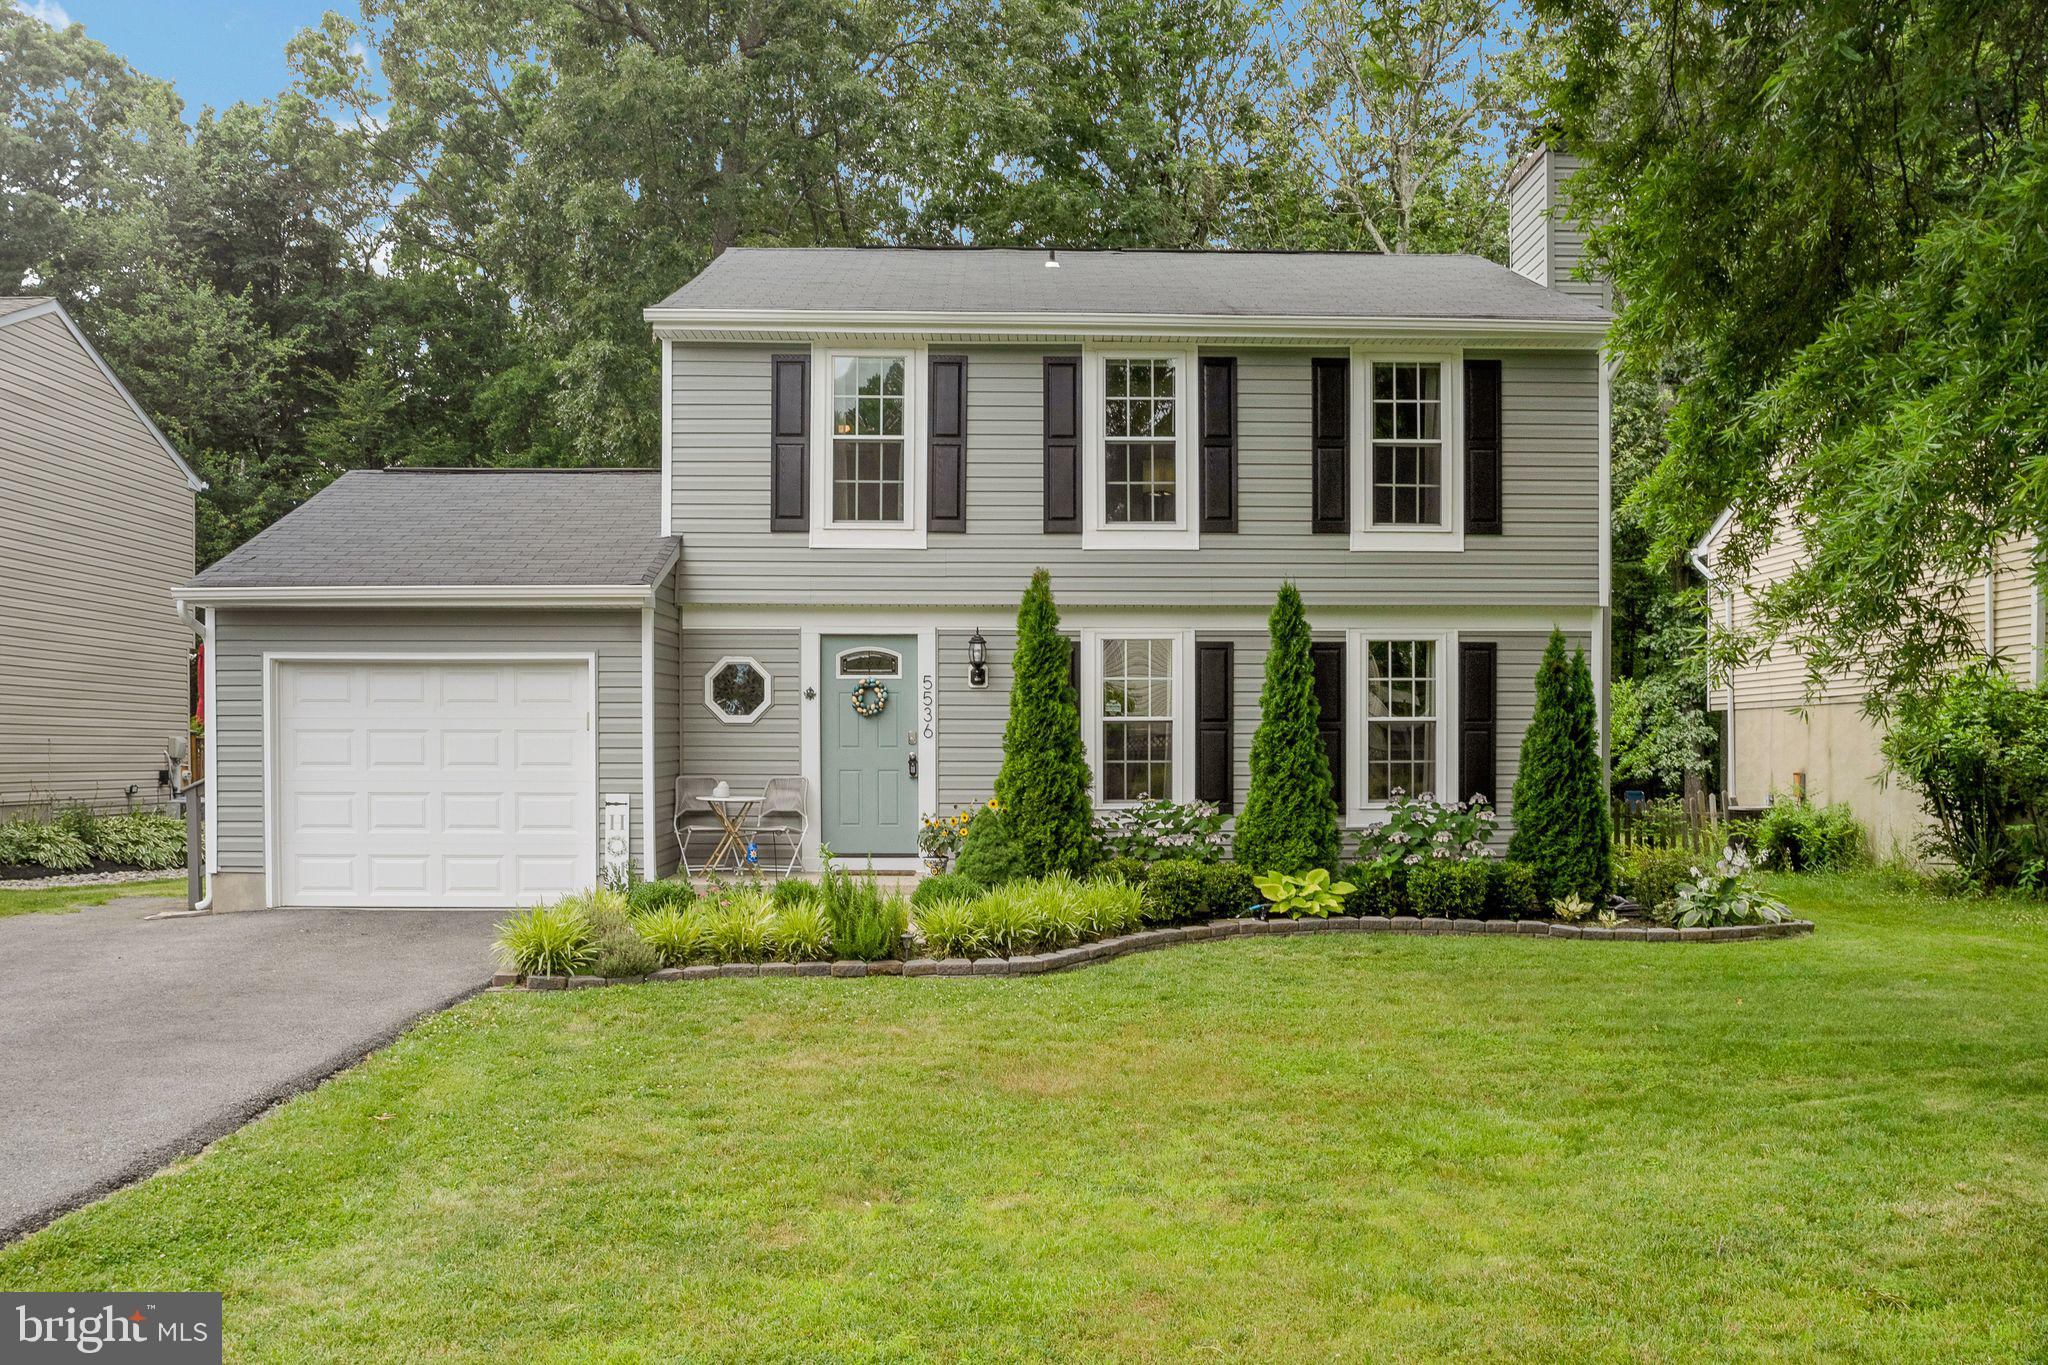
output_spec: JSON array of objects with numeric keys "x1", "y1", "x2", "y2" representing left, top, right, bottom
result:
[{"x1": 849, "y1": 677, "x2": 889, "y2": 718}]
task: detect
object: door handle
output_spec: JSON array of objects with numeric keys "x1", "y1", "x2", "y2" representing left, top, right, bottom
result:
[{"x1": 907, "y1": 752, "x2": 919, "y2": 778}]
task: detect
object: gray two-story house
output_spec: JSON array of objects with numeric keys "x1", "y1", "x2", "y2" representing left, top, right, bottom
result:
[{"x1": 179, "y1": 156, "x2": 1609, "y2": 911}]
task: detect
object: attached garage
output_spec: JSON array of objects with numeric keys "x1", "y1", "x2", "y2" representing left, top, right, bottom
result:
[
  {"x1": 177, "y1": 469, "x2": 682, "y2": 912},
  {"x1": 272, "y1": 658, "x2": 596, "y2": 908}
]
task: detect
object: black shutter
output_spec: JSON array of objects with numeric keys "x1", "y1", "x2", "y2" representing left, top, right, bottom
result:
[
  {"x1": 1464, "y1": 358, "x2": 1502, "y2": 535},
  {"x1": 1199, "y1": 356, "x2": 1238, "y2": 533},
  {"x1": 1044, "y1": 356, "x2": 1081, "y2": 533},
  {"x1": 928, "y1": 353, "x2": 968, "y2": 532},
  {"x1": 1067, "y1": 636, "x2": 1083, "y2": 705},
  {"x1": 1458, "y1": 641, "x2": 1498, "y2": 805},
  {"x1": 1195, "y1": 641, "x2": 1234, "y2": 811},
  {"x1": 1311, "y1": 357, "x2": 1349, "y2": 533},
  {"x1": 769, "y1": 353, "x2": 809, "y2": 531},
  {"x1": 1310, "y1": 640, "x2": 1346, "y2": 810}
]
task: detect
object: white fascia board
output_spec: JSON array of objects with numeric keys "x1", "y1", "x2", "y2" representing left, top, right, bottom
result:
[
  {"x1": 174, "y1": 583, "x2": 657, "y2": 609},
  {"x1": 645, "y1": 308, "x2": 1610, "y2": 347},
  {"x1": 2, "y1": 298, "x2": 210, "y2": 492}
]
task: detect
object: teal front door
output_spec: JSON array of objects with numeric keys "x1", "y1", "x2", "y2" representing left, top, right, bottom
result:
[{"x1": 820, "y1": 635, "x2": 919, "y2": 856}]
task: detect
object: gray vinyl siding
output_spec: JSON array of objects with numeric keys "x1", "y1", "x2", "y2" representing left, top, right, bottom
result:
[
  {"x1": 679, "y1": 629, "x2": 801, "y2": 791},
  {"x1": 937, "y1": 629, "x2": 1014, "y2": 810},
  {"x1": 1508, "y1": 164, "x2": 1551, "y2": 286},
  {"x1": 1542, "y1": 153, "x2": 1608, "y2": 309},
  {"x1": 671, "y1": 345, "x2": 1599, "y2": 608},
  {"x1": 210, "y1": 608, "x2": 645, "y2": 879},
  {"x1": 0, "y1": 309, "x2": 194, "y2": 813},
  {"x1": 651, "y1": 570, "x2": 682, "y2": 878}
]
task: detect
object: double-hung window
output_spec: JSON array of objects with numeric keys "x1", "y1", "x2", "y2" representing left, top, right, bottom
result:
[
  {"x1": 1095, "y1": 635, "x2": 1183, "y2": 804},
  {"x1": 1084, "y1": 350, "x2": 1199, "y2": 549},
  {"x1": 811, "y1": 347, "x2": 925, "y2": 548},
  {"x1": 1351, "y1": 351, "x2": 1462, "y2": 551},
  {"x1": 1361, "y1": 637, "x2": 1443, "y2": 805}
]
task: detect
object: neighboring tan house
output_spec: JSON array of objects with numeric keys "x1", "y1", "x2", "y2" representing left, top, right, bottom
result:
[
  {"x1": 0, "y1": 297, "x2": 205, "y2": 816},
  {"x1": 1693, "y1": 516, "x2": 2044, "y2": 852},
  {"x1": 176, "y1": 181, "x2": 1610, "y2": 910}
]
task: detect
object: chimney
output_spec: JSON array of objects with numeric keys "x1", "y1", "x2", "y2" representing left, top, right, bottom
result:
[{"x1": 1507, "y1": 146, "x2": 1608, "y2": 308}]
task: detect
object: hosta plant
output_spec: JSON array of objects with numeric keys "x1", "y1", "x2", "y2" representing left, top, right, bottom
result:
[
  {"x1": 1673, "y1": 847, "x2": 1790, "y2": 928},
  {"x1": 1549, "y1": 893, "x2": 1594, "y2": 923},
  {"x1": 1252, "y1": 867, "x2": 1355, "y2": 919}
]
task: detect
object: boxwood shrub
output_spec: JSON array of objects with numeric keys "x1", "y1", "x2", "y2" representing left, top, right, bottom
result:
[
  {"x1": 1138, "y1": 859, "x2": 1209, "y2": 923},
  {"x1": 1407, "y1": 861, "x2": 1489, "y2": 918}
]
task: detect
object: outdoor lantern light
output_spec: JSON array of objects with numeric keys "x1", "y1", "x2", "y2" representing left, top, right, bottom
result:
[{"x1": 967, "y1": 628, "x2": 989, "y2": 689}]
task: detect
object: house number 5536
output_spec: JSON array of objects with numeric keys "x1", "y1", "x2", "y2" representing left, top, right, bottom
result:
[{"x1": 920, "y1": 673, "x2": 935, "y2": 740}]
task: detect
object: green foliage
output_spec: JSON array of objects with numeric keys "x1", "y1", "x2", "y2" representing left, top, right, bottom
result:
[
  {"x1": 0, "y1": 818, "x2": 91, "y2": 872},
  {"x1": 557, "y1": 887, "x2": 632, "y2": 934},
  {"x1": 1138, "y1": 860, "x2": 1210, "y2": 924},
  {"x1": 1508, "y1": 631, "x2": 1612, "y2": 904},
  {"x1": 1234, "y1": 583, "x2": 1341, "y2": 875},
  {"x1": 84, "y1": 813, "x2": 186, "y2": 869},
  {"x1": 1609, "y1": 672, "x2": 1718, "y2": 796},
  {"x1": 1199, "y1": 863, "x2": 1259, "y2": 919},
  {"x1": 1615, "y1": 846, "x2": 1696, "y2": 915},
  {"x1": 633, "y1": 907, "x2": 706, "y2": 969},
  {"x1": 699, "y1": 896, "x2": 773, "y2": 964},
  {"x1": 494, "y1": 903, "x2": 594, "y2": 977},
  {"x1": 1484, "y1": 861, "x2": 1540, "y2": 919},
  {"x1": 1095, "y1": 856, "x2": 1150, "y2": 887},
  {"x1": 911, "y1": 875, "x2": 1141, "y2": 958},
  {"x1": 1353, "y1": 793, "x2": 1497, "y2": 868},
  {"x1": 1751, "y1": 799, "x2": 1867, "y2": 874},
  {"x1": 1550, "y1": 893, "x2": 1594, "y2": 924},
  {"x1": 910, "y1": 872, "x2": 984, "y2": 909},
  {"x1": 1405, "y1": 862, "x2": 1489, "y2": 919},
  {"x1": 1251, "y1": 867, "x2": 1355, "y2": 919},
  {"x1": 992, "y1": 571, "x2": 1096, "y2": 879},
  {"x1": 1342, "y1": 862, "x2": 1403, "y2": 916},
  {"x1": 589, "y1": 927, "x2": 661, "y2": 979},
  {"x1": 1544, "y1": 0, "x2": 2048, "y2": 698},
  {"x1": 819, "y1": 864, "x2": 909, "y2": 961},
  {"x1": 913, "y1": 898, "x2": 984, "y2": 960},
  {"x1": 1672, "y1": 848, "x2": 1789, "y2": 928},
  {"x1": 1884, "y1": 667, "x2": 2048, "y2": 888},
  {"x1": 767, "y1": 901, "x2": 834, "y2": 963},
  {"x1": 770, "y1": 878, "x2": 821, "y2": 909},
  {"x1": 0, "y1": 807, "x2": 186, "y2": 872},
  {"x1": 627, "y1": 878, "x2": 696, "y2": 916},
  {"x1": 954, "y1": 805, "x2": 1032, "y2": 889},
  {"x1": 1092, "y1": 800, "x2": 1227, "y2": 863},
  {"x1": 1072, "y1": 878, "x2": 1146, "y2": 939}
]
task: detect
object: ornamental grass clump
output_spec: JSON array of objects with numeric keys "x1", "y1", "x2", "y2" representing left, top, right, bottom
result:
[
  {"x1": 1233, "y1": 582, "x2": 1341, "y2": 875},
  {"x1": 495, "y1": 901, "x2": 595, "y2": 977},
  {"x1": 699, "y1": 894, "x2": 773, "y2": 963},
  {"x1": 915, "y1": 898, "x2": 984, "y2": 959},
  {"x1": 634, "y1": 906, "x2": 706, "y2": 967},
  {"x1": 767, "y1": 900, "x2": 833, "y2": 961}
]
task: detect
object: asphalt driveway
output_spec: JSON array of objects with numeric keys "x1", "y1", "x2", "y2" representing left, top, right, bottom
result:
[{"x1": 0, "y1": 895, "x2": 501, "y2": 1242}]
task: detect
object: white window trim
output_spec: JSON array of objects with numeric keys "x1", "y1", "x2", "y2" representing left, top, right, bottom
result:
[
  {"x1": 809, "y1": 343, "x2": 928, "y2": 549},
  {"x1": 1351, "y1": 346, "x2": 1465, "y2": 553},
  {"x1": 1082, "y1": 345, "x2": 1201, "y2": 551},
  {"x1": 1345, "y1": 628, "x2": 1458, "y2": 826},
  {"x1": 703, "y1": 654, "x2": 774, "y2": 725},
  {"x1": 1080, "y1": 627, "x2": 1197, "y2": 806}
]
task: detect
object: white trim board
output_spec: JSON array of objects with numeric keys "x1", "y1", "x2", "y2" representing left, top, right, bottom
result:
[
  {"x1": 660, "y1": 337, "x2": 674, "y2": 540},
  {"x1": 260, "y1": 651, "x2": 602, "y2": 910},
  {"x1": 677, "y1": 603, "x2": 1603, "y2": 635},
  {"x1": 646, "y1": 309, "x2": 1609, "y2": 347},
  {"x1": 177, "y1": 584, "x2": 657, "y2": 609},
  {"x1": 641, "y1": 605, "x2": 657, "y2": 881}
]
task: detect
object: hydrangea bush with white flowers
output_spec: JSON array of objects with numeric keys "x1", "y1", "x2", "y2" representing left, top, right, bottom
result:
[
  {"x1": 1092, "y1": 799, "x2": 1229, "y2": 865},
  {"x1": 1352, "y1": 791, "x2": 1498, "y2": 870},
  {"x1": 1672, "y1": 846, "x2": 1790, "y2": 928}
]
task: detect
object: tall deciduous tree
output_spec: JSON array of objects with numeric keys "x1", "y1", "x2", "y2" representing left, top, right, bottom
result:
[
  {"x1": 1538, "y1": 0, "x2": 2048, "y2": 705},
  {"x1": 994, "y1": 570, "x2": 1096, "y2": 878},
  {"x1": 1233, "y1": 583, "x2": 1342, "y2": 874}
]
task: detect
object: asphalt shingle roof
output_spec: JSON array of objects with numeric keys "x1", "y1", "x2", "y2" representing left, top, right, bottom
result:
[
  {"x1": 651, "y1": 248, "x2": 1609, "y2": 323},
  {"x1": 187, "y1": 469, "x2": 675, "y2": 590}
]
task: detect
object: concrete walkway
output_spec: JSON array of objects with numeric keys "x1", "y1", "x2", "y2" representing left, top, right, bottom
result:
[{"x1": 0, "y1": 896, "x2": 501, "y2": 1242}]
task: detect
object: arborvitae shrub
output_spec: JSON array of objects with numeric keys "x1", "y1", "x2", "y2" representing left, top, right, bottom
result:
[
  {"x1": 1233, "y1": 583, "x2": 1341, "y2": 875},
  {"x1": 992, "y1": 569, "x2": 1097, "y2": 878},
  {"x1": 1507, "y1": 630, "x2": 1613, "y2": 904}
]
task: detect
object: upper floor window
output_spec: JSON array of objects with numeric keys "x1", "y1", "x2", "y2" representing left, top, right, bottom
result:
[
  {"x1": 1351, "y1": 350, "x2": 1463, "y2": 552},
  {"x1": 830, "y1": 354, "x2": 908, "y2": 524},
  {"x1": 810, "y1": 346, "x2": 926, "y2": 549},
  {"x1": 1084, "y1": 349, "x2": 1199, "y2": 550}
]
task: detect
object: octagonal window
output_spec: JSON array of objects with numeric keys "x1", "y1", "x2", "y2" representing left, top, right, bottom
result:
[{"x1": 704, "y1": 656, "x2": 772, "y2": 724}]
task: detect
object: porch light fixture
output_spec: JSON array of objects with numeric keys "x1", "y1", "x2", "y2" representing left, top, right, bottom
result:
[{"x1": 967, "y1": 628, "x2": 989, "y2": 689}]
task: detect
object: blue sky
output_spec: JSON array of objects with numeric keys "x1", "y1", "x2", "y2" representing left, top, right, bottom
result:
[{"x1": 23, "y1": 0, "x2": 337, "y2": 113}]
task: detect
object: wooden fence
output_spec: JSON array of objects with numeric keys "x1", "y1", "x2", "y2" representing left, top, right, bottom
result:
[{"x1": 1612, "y1": 789, "x2": 1728, "y2": 854}]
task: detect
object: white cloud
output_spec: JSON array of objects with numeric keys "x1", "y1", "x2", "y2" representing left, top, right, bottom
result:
[{"x1": 19, "y1": 0, "x2": 74, "y2": 28}]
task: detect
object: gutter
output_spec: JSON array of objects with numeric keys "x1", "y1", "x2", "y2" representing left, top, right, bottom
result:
[
  {"x1": 642, "y1": 307, "x2": 1611, "y2": 344},
  {"x1": 173, "y1": 583, "x2": 659, "y2": 609}
]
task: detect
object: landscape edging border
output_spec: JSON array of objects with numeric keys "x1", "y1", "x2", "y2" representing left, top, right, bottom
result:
[{"x1": 499, "y1": 914, "x2": 1817, "y2": 991}]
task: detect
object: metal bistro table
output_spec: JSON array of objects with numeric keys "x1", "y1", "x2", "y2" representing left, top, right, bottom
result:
[{"x1": 698, "y1": 791, "x2": 763, "y2": 873}]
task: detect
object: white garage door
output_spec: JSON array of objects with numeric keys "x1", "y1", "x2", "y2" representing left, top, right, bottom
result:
[{"x1": 274, "y1": 659, "x2": 596, "y2": 908}]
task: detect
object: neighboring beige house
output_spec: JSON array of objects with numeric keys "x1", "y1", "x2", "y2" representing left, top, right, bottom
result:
[
  {"x1": 0, "y1": 297, "x2": 204, "y2": 816},
  {"x1": 1693, "y1": 514, "x2": 2043, "y2": 853}
]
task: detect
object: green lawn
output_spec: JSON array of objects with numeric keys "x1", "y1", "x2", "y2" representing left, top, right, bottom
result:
[
  {"x1": 0, "y1": 876, "x2": 185, "y2": 919},
  {"x1": 4, "y1": 875, "x2": 2045, "y2": 1361}
]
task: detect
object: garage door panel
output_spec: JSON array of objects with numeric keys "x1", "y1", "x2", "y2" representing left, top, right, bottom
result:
[{"x1": 277, "y1": 660, "x2": 595, "y2": 908}]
